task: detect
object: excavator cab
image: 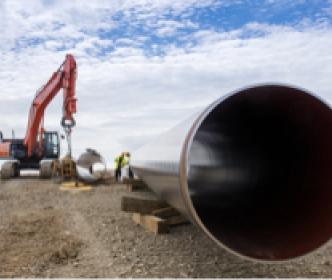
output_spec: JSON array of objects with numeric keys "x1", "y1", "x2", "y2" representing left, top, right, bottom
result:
[{"x1": 42, "y1": 131, "x2": 60, "y2": 159}]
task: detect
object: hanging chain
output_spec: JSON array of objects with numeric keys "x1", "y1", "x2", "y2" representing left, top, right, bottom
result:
[
  {"x1": 63, "y1": 126, "x2": 72, "y2": 158},
  {"x1": 61, "y1": 116, "x2": 75, "y2": 158}
]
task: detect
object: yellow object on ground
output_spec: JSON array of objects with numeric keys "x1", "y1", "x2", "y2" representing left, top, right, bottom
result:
[{"x1": 59, "y1": 181, "x2": 92, "y2": 192}]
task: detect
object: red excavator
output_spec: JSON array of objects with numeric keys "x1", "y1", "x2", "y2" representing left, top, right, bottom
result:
[{"x1": 0, "y1": 54, "x2": 77, "y2": 179}]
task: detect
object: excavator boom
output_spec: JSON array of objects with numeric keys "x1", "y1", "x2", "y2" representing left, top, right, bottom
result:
[{"x1": 23, "y1": 54, "x2": 77, "y2": 157}]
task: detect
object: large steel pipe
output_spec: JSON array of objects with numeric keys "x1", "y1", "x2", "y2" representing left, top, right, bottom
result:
[
  {"x1": 76, "y1": 148, "x2": 107, "y2": 183},
  {"x1": 131, "y1": 84, "x2": 332, "y2": 262}
]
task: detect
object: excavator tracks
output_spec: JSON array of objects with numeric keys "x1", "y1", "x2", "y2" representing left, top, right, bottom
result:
[
  {"x1": 1, "y1": 160, "x2": 76, "y2": 180},
  {"x1": 1, "y1": 161, "x2": 19, "y2": 180}
]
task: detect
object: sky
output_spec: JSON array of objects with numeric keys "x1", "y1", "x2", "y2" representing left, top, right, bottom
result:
[{"x1": 0, "y1": 0, "x2": 331, "y2": 165}]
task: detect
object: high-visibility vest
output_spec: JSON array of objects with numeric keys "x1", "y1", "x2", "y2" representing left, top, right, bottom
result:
[
  {"x1": 114, "y1": 156, "x2": 121, "y2": 169},
  {"x1": 123, "y1": 156, "x2": 129, "y2": 166},
  {"x1": 114, "y1": 155, "x2": 128, "y2": 169}
]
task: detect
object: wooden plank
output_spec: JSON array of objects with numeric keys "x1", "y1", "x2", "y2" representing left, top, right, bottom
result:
[
  {"x1": 121, "y1": 192, "x2": 168, "y2": 214},
  {"x1": 132, "y1": 212, "x2": 142, "y2": 224},
  {"x1": 124, "y1": 178, "x2": 149, "y2": 192},
  {"x1": 132, "y1": 213, "x2": 169, "y2": 234},
  {"x1": 123, "y1": 178, "x2": 145, "y2": 185},
  {"x1": 167, "y1": 215, "x2": 189, "y2": 226},
  {"x1": 126, "y1": 183, "x2": 149, "y2": 192},
  {"x1": 152, "y1": 207, "x2": 180, "y2": 219}
]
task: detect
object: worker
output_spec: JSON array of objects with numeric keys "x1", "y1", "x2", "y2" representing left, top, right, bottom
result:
[
  {"x1": 114, "y1": 152, "x2": 126, "y2": 182},
  {"x1": 126, "y1": 152, "x2": 134, "y2": 179},
  {"x1": 121, "y1": 152, "x2": 134, "y2": 179}
]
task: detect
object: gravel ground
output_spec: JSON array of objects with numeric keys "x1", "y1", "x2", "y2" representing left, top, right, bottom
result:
[{"x1": 0, "y1": 177, "x2": 332, "y2": 277}]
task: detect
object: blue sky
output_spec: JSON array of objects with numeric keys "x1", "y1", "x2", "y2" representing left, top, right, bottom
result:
[
  {"x1": 0, "y1": 0, "x2": 331, "y2": 163},
  {"x1": 8, "y1": 1, "x2": 332, "y2": 55}
]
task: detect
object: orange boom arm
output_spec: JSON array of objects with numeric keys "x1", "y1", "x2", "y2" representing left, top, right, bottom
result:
[{"x1": 23, "y1": 54, "x2": 77, "y2": 157}]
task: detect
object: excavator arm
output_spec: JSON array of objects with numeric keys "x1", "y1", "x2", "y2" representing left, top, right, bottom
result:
[{"x1": 23, "y1": 54, "x2": 77, "y2": 157}]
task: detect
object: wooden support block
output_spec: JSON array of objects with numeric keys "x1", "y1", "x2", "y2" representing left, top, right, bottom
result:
[
  {"x1": 152, "y1": 207, "x2": 180, "y2": 219},
  {"x1": 124, "y1": 178, "x2": 148, "y2": 192},
  {"x1": 133, "y1": 181, "x2": 148, "y2": 188},
  {"x1": 126, "y1": 183, "x2": 148, "y2": 192},
  {"x1": 123, "y1": 178, "x2": 145, "y2": 185},
  {"x1": 132, "y1": 212, "x2": 142, "y2": 224},
  {"x1": 132, "y1": 213, "x2": 169, "y2": 234},
  {"x1": 121, "y1": 192, "x2": 168, "y2": 214},
  {"x1": 166, "y1": 215, "x2": 189, "y2": 226}
]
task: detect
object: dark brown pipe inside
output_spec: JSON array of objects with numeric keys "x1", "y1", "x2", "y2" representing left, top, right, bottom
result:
[{"x1": 188, "y1": 85, "x2": 332, "y2": 261}]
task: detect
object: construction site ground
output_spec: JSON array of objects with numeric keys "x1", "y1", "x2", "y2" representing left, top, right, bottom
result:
[{"x1": 1, "y1": 177, "x2": 332, "y2": 278}]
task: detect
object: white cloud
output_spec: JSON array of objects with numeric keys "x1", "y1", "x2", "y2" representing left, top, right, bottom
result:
[
  {"x1": 0, "y1": 1, "x2": 331, "y2": 165},
  {"x1": 153, "y1": 19, "x2": 199, "y2": 37},
  {"x1": 0, "y1": 0, "x2": 222, "y2": 48}
]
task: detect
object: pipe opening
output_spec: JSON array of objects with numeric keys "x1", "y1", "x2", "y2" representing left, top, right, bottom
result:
[
  {"x1": 76, "y1": 148, "x2": 107, "y2": 182},
  {"x1": 188, "y1": 85, "x2": 332, "y2": 261}
]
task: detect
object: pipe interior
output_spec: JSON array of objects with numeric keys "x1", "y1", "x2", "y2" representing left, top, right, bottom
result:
[{"x1": 188, "y1": 85, "x2": 332, "y2": 261}]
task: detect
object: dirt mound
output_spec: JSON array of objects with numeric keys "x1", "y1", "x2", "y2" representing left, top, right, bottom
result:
[{"x1": 0, "y1": 208, "x2": 83, "y2": 277}]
